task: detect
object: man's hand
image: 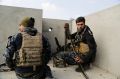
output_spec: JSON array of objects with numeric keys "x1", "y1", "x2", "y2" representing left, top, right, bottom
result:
[{"x1": 74, "y1": 56, "x2": 83, "y2": 63}]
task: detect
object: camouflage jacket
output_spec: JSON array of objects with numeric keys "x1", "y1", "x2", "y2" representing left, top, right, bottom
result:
[{"x1": 71, "y1": 25, "x2": 97, "y2": 63}]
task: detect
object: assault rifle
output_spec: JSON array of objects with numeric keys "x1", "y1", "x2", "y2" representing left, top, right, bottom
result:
[
  {"x1": 52, "y1": 37, "x2": 64, "y2": 57},
  {"x1": 70, "y1": 39, "x2": 89, "y2": 79},
  {"x1": 52, "y1": 37, "x2": 68, "y2": 67},
  {"x1": 64, "y1": 23, "x2": 89, "y2": 79}
]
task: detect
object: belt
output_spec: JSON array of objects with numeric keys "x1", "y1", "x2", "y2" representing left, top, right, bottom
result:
[{"x1": 16, "y1": 65, "x2": 42, "y2": 72}]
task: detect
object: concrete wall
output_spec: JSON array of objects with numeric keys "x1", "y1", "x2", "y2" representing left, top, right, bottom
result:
[
  {"x1": 42, "y1": 18, "x2": 71, "y2": 53},
  {"x1": 72, "y1": 4, "x2": 120, "y2": 77},
  {"x1": 0, "y1": 5, "x2": 42, "y2": 63}
]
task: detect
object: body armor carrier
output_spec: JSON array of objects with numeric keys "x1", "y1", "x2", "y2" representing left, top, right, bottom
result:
[{"x1": 16, "y1": 32, "x2": 42, "y2": 67}]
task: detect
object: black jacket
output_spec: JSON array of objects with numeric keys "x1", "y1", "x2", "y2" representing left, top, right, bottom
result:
[
  {"x1": 4, "y1": 27, "x2": 51, "y2": 73},
  {"x1": 71, "y1": 25, "x2": 97, "y2": 63}
]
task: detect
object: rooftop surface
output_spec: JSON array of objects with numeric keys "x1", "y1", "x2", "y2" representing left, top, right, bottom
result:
[{"x1": 0, "y1": 62, "x2": 117, "y2": 79}]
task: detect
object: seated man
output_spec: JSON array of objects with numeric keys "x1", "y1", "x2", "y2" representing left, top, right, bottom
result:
[
  {"x1": 4, "y1": 17, "x2": 53, "y2": 79},
  {"x1": 63, "y1": 16, "x2": 97, "y2": 72}
]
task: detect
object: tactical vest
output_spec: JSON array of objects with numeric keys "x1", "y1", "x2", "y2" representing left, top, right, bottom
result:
[{"x1": 16, "y1": 32, "x2": 42, "y2": 67}]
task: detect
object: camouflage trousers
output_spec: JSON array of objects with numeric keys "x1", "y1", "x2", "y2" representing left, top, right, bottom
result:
[
  {"x1": 57, "y1": 51, "x2": 78, "y2": 65},
  {"x1": 16, "y1": 65, "x2": 53, "y2": 79}
]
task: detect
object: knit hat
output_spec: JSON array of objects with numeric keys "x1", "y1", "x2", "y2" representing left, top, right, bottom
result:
[{"x1": 20, "y1": 17, "x2": 35, "y2": 28}]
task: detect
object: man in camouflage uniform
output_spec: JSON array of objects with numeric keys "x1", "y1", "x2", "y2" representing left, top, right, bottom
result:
[
  {"x1": 4, "y1": 17, "x2": 53, "y2": 79},
  {"x1": 63, "y1": 16, "x2": 97, "y2": 72}
]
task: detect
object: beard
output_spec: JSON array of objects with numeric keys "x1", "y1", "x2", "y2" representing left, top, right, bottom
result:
[{"x1": 77, "y1": 27, "x2": 82, "y2": 33}]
